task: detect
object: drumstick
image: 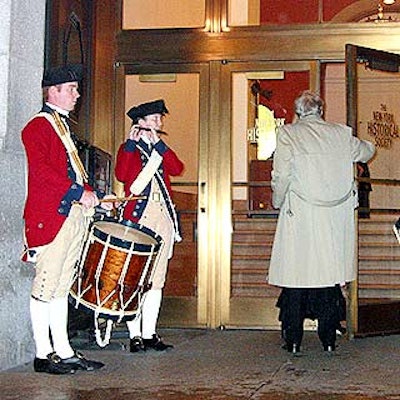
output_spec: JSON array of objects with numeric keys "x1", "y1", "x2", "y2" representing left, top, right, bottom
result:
[
  {"x1": 98, "y1": 196, "x2": 146, "y2": 204},
  {"x1": 72, "y1": 196, "x2": 146, "y2": 207}
]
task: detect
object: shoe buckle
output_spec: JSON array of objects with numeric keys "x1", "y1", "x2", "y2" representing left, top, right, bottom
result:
[
  {"x1": 49, "y1": 353, "x2": 62, "y2": 364},
  {"x1": 74, "y1": 351, "x2": 85, "y2": 360}
]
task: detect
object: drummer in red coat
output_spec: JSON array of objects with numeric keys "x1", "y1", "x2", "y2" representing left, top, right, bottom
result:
[
  {"x1": 115, "y1": 99, "x2": 184, "y2": 352},
  {"x1": 21, "y1": 64, "x2": 110, "y2": 374}
]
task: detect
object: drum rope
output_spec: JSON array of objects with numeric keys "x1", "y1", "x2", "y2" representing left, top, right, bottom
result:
[
  {"x1": 94, "y1": 312, "x2": 113, "y2": 347},
  {"x1": 118, "y1": 250, "x2": 151, "y2": 314},
  {"x1": 75, "y1": 220, "x2": 116, "y2": 347},
  {"x1": 116, "y1": 241, "x2": 136, "y2": 318},
  {"x1": 116, "y1": 242, "x2": 158, "y2": 323},
  {"x1": 95, "y1": 234, "x2": 111, "y2": 305},
  {"x1": 92, "y1": 291, "x2": 120, "y2": 346},
  {"x1": 73, "y1": 218, "x2": 162, "y2": 347},
  {"x1": 91, "y1": 233, "x2": 121, "y2": 326},
  {"x1": 78, "y1": 283, "x2": 93, "y2": 298},
  {"x1": 93, "y1": 242, "x2": 159, "y2": 344},
  {"x1": 96, "y1": 289, "x2": 118, "y2": 310}
]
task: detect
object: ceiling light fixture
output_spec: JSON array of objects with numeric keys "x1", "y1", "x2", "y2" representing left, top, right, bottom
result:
[{"x1": 366, "y1": 1, "x2": 397, "y2": 22}]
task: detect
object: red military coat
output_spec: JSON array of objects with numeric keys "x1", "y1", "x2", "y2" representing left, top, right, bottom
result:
[
  {"x1": 115, "y1": 138, "x2": 184, "y2": 223},
  {"x1": 21, "y1": 109, "x2": 91, "y2": 248}
]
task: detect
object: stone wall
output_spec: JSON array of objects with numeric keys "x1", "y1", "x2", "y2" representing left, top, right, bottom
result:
[{"x1": 0, "y1": 0, "x2": 46, "y2": 370}]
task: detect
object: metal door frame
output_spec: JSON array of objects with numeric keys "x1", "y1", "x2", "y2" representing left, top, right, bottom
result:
[{"x1": 113, "y1": 62, "x2": 211, "y2": 327}]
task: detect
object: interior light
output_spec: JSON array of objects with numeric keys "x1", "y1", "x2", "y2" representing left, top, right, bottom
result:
[{"x1": 383, "y1": 0, "x2": 395, "y2": 5}]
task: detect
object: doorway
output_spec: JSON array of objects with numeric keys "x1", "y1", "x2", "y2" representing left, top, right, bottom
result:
[
  {"x1": 114, "y1": 63, "x2": 210, "y2": 328},
  {"x1": 221, "y1": 61, "x2": 319, "y2": 328}
]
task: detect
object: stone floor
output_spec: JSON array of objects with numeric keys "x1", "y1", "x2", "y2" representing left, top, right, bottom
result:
[{"x1": 1, "y1": 328, "x2": 399, "y2": 400}]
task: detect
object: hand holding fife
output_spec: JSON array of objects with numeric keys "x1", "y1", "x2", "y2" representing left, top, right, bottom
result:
[
  {"x1": 129, "y1": 125, "x2": 141, "y2": 142},
  {"x1": 147, "y1": 127, "x2": 161, "y2": 144},
  {"x1": 129, "y1": 125, "x2": 161, "y2": 144},
  {"x1": 79, "y1": 190, "x2": 99, "y2": 210}
]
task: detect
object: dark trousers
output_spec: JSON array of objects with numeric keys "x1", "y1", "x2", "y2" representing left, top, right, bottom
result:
[{"x1": 277, "y1": 286, "x2": 344, "y2": 348}]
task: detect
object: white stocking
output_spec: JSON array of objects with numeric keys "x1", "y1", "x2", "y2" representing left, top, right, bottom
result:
[
  {"x1": 30, "y1": 297, "x2": 53, "y2": 359},
  {"x1": 126, "y1": 313, "x2": 142, "y2": 339},
  {"x1": 141, "y1": 289, "x2": 162, "y2": 339},
  {"x1": 48, "y1": 297, "x2": 74, "y2": 359}
]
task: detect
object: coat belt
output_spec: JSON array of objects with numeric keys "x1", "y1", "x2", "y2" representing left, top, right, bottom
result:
[{"x1": 287, "y1": 185, "x2": 355, "y2": 216}]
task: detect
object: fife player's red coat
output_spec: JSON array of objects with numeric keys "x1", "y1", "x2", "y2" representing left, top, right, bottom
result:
[
  {"x1": 21, "y1": 108, "x2": 91, "y2": 248},
  {"x1": 115, "y1": 138, "x2": 184, "y2": 223}
]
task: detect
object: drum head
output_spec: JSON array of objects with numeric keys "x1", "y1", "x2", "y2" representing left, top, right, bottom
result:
[
  {"x1": 91, "y1": 219, "x2": 161, "y2": 253},
  {"x1": 96, "y1": 221, "x2": 158, "y2": 245}
]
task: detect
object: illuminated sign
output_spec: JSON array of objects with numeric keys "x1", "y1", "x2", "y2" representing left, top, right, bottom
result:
[{"x1": 247, "y1": 105, "x2": 285, "y2": 160}]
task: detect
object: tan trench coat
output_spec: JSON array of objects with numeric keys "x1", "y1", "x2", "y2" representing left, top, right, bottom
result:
[{"x1": 268, "y1": 116, "x2": 375, "y2": 288}]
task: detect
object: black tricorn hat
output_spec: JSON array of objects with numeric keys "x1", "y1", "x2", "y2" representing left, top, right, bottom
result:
[
  {"x1": 41, "y1": 64, "x2": 83, "y2": 88},
  {"x1": 127, "y1": 99, "x2": 169, "y2": 122}
]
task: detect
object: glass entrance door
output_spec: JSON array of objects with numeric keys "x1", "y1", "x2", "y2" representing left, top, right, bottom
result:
[
  {"x1": 114, "y1": 63, "x2": 210, "y2": 328},
  {"x1": 221, "y1": 61, "x2": 318, "y2": 328},
  {"x1": 346, "y1": 45, "x2": 400, "y2": 337}
]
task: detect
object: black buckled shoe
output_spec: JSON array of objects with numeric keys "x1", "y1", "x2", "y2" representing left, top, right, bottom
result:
[
  {"x1": 61, "y1": 351, "x2": 104, "y2": 371},
  {"x1": 143, "y1": 334, "x2": 173, "y2": 351},
  {"x1": 130, "y1": 336, "x2": 145, "y2": 353},
  {"x1": 33, "y1": 353, "x2": 75, "y2": 375}
]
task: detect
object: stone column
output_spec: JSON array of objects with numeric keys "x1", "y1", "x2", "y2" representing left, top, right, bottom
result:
[{"x1": 0, "y1": 0, "x2": 46, "y2": 370}]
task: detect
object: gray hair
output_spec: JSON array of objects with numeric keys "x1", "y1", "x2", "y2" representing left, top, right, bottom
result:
[{"x1": 294, "y1": 91, "x2": 324, "y2": 119}]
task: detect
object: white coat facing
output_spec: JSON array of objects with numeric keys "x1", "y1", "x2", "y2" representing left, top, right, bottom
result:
[{"x1": 268, "y1": 115, "x2": 375, "y2": 288}]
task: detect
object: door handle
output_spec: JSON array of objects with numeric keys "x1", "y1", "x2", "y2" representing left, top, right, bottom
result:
[{"x1": 199, "y1": 181, "x2": 206, "y2": 213}]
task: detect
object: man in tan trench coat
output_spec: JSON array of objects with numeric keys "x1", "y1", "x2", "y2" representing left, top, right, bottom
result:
[{"x1": 268, "y1": 91, "x2": 375, "y2": 353}]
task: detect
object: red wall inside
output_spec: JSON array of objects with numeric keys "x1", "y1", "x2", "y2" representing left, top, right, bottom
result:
[
  {"x1": 322, "y1": 0, "x2": 356, "y2": 21},
  {"x1": 259, "y1": 71, "x2": 310, "y2": 123},
  {"x1": 260, "y1": 0, "x2": 319, "y2": 24}
]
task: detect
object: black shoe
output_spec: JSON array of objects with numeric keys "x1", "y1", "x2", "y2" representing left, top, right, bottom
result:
[
  {"x1": 33, "y1": 353, "x2": 75, "y2": 375},
  {"x1": 282, "y1": 342, "x2": 301, "y2": 354},
  {"x1": 143, "y1": 334, "x2": 173, "y2": 351},
  {"x1": 130, "y1": 336, "x2": 145, "y2": 353},
  {"x1": 323, "y1": 344, "x2": 336, "y2": 352},
  {"x1": 61, "y1": 351, "x2": 104, "y2": 371}
]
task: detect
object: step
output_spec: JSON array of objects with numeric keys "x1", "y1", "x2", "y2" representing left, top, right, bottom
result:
[
  {"x1": 359, "y1": 254, "x2": 400, "y2": 262},
  {"x1": 233, "y1": 230, "x2": 276, "y2": 243},
  {"x1": 359, "y1": 232, "x2": 397, "y2": 243},
  {"x1": 231, "y1": 254, "x2": 271, "y2": 263},
  {"x1": 232, "y1": 259, "x2": 271, "y2": 271},
  {"x1": 230, "y1": 213, "x2": 400, "y2": 299},
  {"x1": 233, "y1": 220, "x2": 277, "y2": 232},
  {"x1": 359, "y1": 288, "x2": 400, "y2": 299},
  {"x1": 231, "y1": 269, "x2": 267, "y2": 283},
  {"x1": 231, "y1": 283, "x2": 280, "y2": 298},
  {"x1": 358, "y1": 244, "x2": 400, "y2": 257},
  {"x1": 359, "y1": 283, "x2": 400, "y2": 290},
  {"x1": 232, "y1": 243, "x2": 272, "y2": 257},
  {"x1": 359, "y1": 273, "x2": 400, "y2": 285}
]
